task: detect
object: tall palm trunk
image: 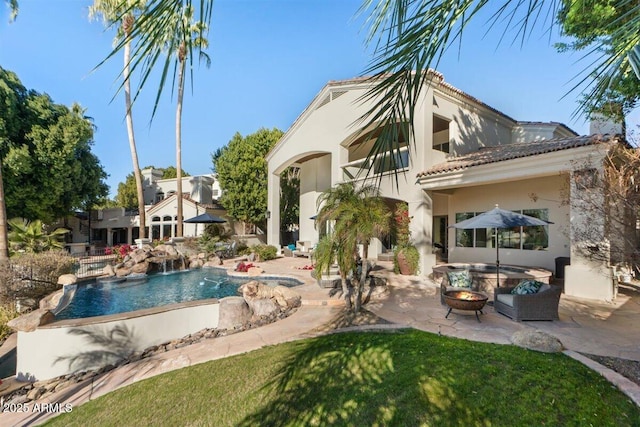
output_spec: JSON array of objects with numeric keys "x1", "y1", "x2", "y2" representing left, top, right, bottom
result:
[
  {"x1": 355, "y1": 243, "x2": 371, "y2": 313},
  {"x1": 0, "y1": 163, "x2": 9, "y2": 262},
  {"x1": 123, "y1": 14, "x2": 145, "y2": 241},
  {"x1": 175, "y1": 47, "x2": 186, "y2": 238}
]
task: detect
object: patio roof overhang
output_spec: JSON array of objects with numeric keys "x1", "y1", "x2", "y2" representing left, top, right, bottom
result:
[{"x1": 416, "y1": 144, "x2": 606, "y2": 191}]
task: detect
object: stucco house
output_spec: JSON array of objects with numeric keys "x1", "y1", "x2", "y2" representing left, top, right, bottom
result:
[
  {"x1": 60, "y1": 167, "x2": 227, "y2": 250},
  {"x1": 266, "y1": 71, "x2": 631, "y2": 302}
]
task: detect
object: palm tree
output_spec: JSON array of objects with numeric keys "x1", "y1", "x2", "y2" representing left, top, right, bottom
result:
[
  {"x1": 7, "y1": 218, "x2": 69, "y2": 254},
  {"x1": 355, "y1": 0, "x2": 640, "y2": 182},
  {"x1": 315, "y1": 183, "x2": 390, "y2": 313},
  {"x1": 89, "y1": 0, "x2": 148, "y2": 241},
  {"x1": 0, "y1": 165, "x2": 9, "y2": 262},
  {"x1": 168, "y1": 4, "x2": 210, "y2": 237}
]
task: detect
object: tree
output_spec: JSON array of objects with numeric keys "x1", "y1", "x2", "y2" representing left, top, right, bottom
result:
[
  {"x1": 115, "y1": 166, "x2": 190, "y2": 209},
  {"x1": 314, "y1": 182, "x2": 390, "y2": 312},
  {"x1": 213, "y1": 128, "x2": 284, "y2": 228},
  {"x1": 556, "y1": 0, "x2": 640, "y2": 124},
  {"x1": 90, "y1": 0, "x2": 148, "y2": 239},
  {"x1": 7, "y1": 218, "x2": 69, "y2": 254},
  {"x1": 280, "y1": 167, "x2": 300, "y2": 232},
  {"x1": 162, "y1": 4, "x2": 210, "y2": 238},
  {"x1": 0, "y1": 67, "x2": 109, "y2": 223},
  {"x1": 560, "y1": 141, "x2": 640, "y2": 273},
  {"x1": 116, "y1": 172, "x2": 139, "y2": 209},
  {"x1": 161, "y1": 166, "x2": 190, "y2": 179},
  {"x1": 350, "y1": 0, "x2": 640, "y2": 185}
]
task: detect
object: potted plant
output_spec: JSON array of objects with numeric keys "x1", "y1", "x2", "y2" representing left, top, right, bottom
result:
[{"x1": 393, "y1": 203, "x2": 419, "y2": 275}]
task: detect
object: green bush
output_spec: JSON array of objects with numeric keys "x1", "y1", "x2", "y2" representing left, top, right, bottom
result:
[
  {"x1": 393, "y1": 244, "x2": 420, "y2": 275},
  {"x1": 252, "y1": 244, "x2": 278, "y2": 261},
  {"x1": 0, "y1": 304, "x2": 18, "y2": 343}
]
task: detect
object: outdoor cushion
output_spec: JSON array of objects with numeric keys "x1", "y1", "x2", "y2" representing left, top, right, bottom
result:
[
  {"x1": 496, "y1": 293, "x2": 514, "y2": 307},
  {"x1": 287, "y1": 244, "x2": 296, "y2": 251},
  {"x1": 511, "y1": 279, "x2": 544, "y2": 295},
  {"x1": 538, "y1": 284, "x2": 551, "y2": 293},
  {"x1": 447, "y1": 270, "x2": 472, "y2": 288}
]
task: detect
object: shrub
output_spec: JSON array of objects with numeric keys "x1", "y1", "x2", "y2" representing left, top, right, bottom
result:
[
  {"x1": 252, "y1": 244, "x2": 278, "y2": 261},
  {"x1": 0, "y1": 304, "x2": 19, "y2": 343},
  {"x1": 394, "y1": 244, "x2": 420, "y2": 275},
  {"x1": 0, "y1": 250, "x2": 76, "y2": 310}
]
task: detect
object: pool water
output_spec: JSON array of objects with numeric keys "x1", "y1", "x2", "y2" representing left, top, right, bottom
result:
[{"x1": 55, "y1": 269, "x2": 301, "y2": 320}]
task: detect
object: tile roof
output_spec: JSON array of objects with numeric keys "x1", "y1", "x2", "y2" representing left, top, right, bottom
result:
[{"x1": 417, "y1": 134, "x2": 621, "y2": 178}]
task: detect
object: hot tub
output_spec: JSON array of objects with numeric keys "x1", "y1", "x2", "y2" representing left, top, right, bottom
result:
[{"x1": 433, "y1": 263, "x2": 553, "y2": 297}]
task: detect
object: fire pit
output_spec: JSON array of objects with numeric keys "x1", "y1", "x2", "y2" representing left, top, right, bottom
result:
[{"x1": 443, "y1": 290, "x2": 488, "y2": 322}]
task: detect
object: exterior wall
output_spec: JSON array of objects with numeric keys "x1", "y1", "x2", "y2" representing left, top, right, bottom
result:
[
  {"x1": 446, "y1": 175, "x2": 570, "y2": 272},
  {"x1": 299, "y1": 155, "x2": 332, "y2": 244},
  {"x1": 266, "y1": 74, "x2": 580, "y2": 279},
  {"x1": 433, "y1": 92, "x2": 514, "y2": 156},
  {"x1": 564, "y1": 168, "x2": 615, "y2": 300},
  {"x1": 16, "y1": 301, "x2": 220, "y2": 381}
]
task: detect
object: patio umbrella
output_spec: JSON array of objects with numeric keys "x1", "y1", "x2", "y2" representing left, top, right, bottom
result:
[
  {"x1": 450, "y1": 205, "x2": 552, "y2": 287},
  {"x1": 184, "y1": 212, "x2": 226, "y2": 235},
  {"x1": 184, "y1": 212, "x2": 226, "y2": 224}
]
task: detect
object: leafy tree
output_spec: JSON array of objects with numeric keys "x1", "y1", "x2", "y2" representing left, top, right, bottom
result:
[
  {"x1": 213, "y1": 128, "x2": 283, "y2": 227},
  {"x1": 0, "y1": 67, "x2": 109, "y2": 223},
  {"x1": 161, "y1": 166, "x2": 190, "y2": 179},
  {"x1": 314, "y1": 182, "x2": 390, "y2": 312},
  {"x1": 7, "y1": 218, "x2": 69, "y2": 254},
  {"x1": 115, "y1": 165, "x2": 191, "y2": 209},
  {"x1": 116, "y1": 172, "x2": 139, "y2": 209},
  {"x1": 90, "y1": 0, "x2": 148, "y2": 239},
  {"x1": 556, "y1": 0, "x2": 640, "y2": 124},
  {"x1": 280, "y1": 167, "x2": 300, "y2": 232}
]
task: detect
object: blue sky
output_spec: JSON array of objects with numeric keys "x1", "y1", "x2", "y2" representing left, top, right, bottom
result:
[{"x1": 1, "y1": 0, "x2": 636, "y2": 198}]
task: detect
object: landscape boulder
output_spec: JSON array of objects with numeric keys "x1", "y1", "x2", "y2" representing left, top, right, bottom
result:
[
  {"x1": 8, "y1": 309, "x2": 56, "y2": 332},
  {"x1": 510, "y1": 329, "x2": 564, "y2": 353},
  {"x1": 57, "y1": 274, "x2": 78, "y2": 286},
  {"x1": 217, "y1": 297, "x2": 252, "y2": 330},
  {"x1": 39, "y1": 290, "x2": 64, "y2": 311}
]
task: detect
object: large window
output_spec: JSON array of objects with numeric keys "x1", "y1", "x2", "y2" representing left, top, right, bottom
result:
[
  {"x1": 455, "y1": 212, "x2": 490, "y2": 248},
  {"x1": 455, "y1": 209, "x2": 549, "y2": 250}
]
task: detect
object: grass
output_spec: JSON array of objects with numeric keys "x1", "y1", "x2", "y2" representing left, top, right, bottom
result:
[{"x1": 45, "y1": 329, "x2": 640, "y2": 426}]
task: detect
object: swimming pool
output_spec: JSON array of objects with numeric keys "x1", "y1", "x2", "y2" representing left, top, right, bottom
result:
[{"x1": 55, "y1": 269, "x2": 302, "y2": 320}]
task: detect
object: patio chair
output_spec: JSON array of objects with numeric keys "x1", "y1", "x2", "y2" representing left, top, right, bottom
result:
[
  {"x1": 215, "y1": 241, "x2": 237, "y2": 259},
  {"x1": 440, "y1": 268, "x2": 477, "y2": 304},
  {"x1": 293, "y1": 241, "x2": 313, "y2": 258},
  {"x1": 494, "y1": 283, "x2": 561, "y2": 321}
]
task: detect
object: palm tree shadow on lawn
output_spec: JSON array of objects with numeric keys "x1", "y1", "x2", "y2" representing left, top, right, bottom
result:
[{"x1": 235, "y1": 331, "x2": 497, "y2": 426}]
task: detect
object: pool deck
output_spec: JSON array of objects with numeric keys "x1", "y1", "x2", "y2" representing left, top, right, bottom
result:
[{"x1": 2, "y1": 255, "x2": 640, "y2": 425}]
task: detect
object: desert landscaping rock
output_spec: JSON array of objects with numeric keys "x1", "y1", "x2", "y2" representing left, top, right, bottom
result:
[
  {"x1": 7, "y1": 309, "x2": 56, "y2": 332},
  {"x1": 39, "y1": 290, "x2": 64, "y2": 310},
  {"x1": 510, "y1": 329, "x2": 564, "y2": 353},
  {"x1": 57, "y1": 274, "x2": 77, "y2": 286},
  {"x1": 217, "y1": 297, "x2": 252, "y2": 330}
]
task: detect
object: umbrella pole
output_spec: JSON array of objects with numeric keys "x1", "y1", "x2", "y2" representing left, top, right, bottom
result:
[{"x1": 495, "y1": 228, "x2": 500, "y2": 288}]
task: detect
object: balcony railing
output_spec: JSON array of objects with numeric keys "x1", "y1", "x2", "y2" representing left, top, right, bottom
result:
[{"x1": 342, "y1": 146, "x2": 409, "y2": 181}]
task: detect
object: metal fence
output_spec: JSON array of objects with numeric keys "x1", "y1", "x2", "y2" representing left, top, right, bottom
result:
[{"x1": 71, "y1": 248, "x2": 117, "y2": 278}]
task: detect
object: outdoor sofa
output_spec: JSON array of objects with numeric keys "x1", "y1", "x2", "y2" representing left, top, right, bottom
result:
[{"x1": 494, "y1": 283, "x2": 561, "y2": 321}]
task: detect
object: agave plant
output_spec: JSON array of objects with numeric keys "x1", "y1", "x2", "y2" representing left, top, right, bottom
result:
[{"x1": 7, "y1": 218, "x2": 69, "y2": 254}]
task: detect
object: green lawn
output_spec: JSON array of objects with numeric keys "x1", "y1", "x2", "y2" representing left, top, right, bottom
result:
[{"x1": 46, "y1": 330, "x2": 640, "y2": 426}]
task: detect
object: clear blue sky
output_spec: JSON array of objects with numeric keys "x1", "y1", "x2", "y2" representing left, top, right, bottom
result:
[{"x1": 1, "y1": 0, "x2": 636, "y2": 198}]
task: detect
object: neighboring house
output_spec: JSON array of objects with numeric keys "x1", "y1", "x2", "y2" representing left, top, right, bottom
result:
[
  {"x1": 266, "y1": 71, "x2": 631, "y2": 302},
  {"x1": 61, "y1": 167, "x2": 228, "y2": 249}
]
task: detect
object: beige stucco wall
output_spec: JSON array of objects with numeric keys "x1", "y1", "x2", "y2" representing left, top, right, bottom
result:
[
  {"x1": 16, "y1": 301, "x2": 220, "y2": 381},
  {"x1": 445, "y1": 175, "x2": 570, "y2": 272}
]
